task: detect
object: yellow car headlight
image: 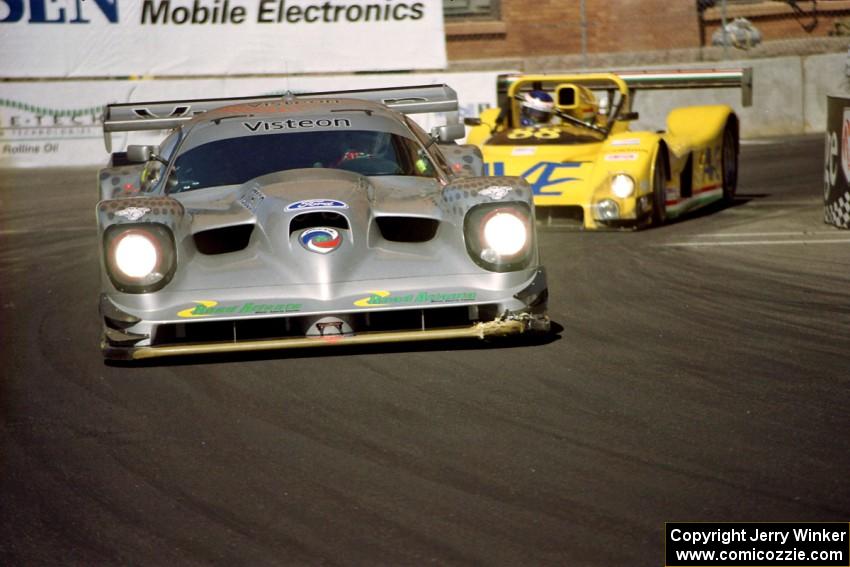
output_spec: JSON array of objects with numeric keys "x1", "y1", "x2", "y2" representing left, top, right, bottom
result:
[{"x1": 611, "y1": 174, "x2": 636, "y2": 199}]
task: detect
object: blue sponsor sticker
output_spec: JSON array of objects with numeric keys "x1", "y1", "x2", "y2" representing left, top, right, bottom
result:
[{"x1": 285, "y1": 199, "x2": 349, "y2": 212}]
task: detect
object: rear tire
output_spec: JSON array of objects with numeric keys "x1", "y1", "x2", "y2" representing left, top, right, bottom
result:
[
  {"x1": 651, "y1": 151, "x2": 667, "y2": 226},
  {"x1": 721, "y1": 120, "x2": 739, "y2": 204}
]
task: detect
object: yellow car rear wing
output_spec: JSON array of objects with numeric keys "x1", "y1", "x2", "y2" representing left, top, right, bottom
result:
[
  {"x1": 497, "y1": 68, "x2": 752, "y2": 108},
  {"x1": 102, "y1": 84, "x2": 461, "y2": 151},
  {"x1": 496, "y1": 68, "x2": 751, "y2": 134},
  {"x1": 616, "y1": 68, "x2": 752, "y2": 106}
]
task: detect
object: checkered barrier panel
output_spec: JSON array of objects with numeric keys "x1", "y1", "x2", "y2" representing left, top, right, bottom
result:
[{"x1": 825, "y1": 191, "x2": 850, "y2": 229}]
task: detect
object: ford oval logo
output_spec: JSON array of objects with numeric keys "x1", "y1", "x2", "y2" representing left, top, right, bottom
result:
[{"x1": 285, "y1": 199, "x2": 349, "y2": 212}]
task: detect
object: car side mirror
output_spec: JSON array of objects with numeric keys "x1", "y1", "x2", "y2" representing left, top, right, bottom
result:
[
  {"x1": 126, "y1": 145, "x2": 160, "y2": 163},
  {"x1": 430, "y1": 123, "x2": 466, "y2": 143}
]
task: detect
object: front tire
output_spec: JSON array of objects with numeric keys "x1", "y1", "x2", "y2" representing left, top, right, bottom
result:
[
  {"x1": 721, "y1": 119, "x2": 739, "y2": 204},
  {"x1": 651, "y1": 151, "x2": 667, "y2": 226}
]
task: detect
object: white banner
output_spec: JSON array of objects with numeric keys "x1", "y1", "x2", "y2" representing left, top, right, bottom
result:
[
  {"x1": 0, "y1": 72, "x2": 505, "y2": 167},
  {"x1": 0, "y1": 0, "x2": 446, "y2": 76}
]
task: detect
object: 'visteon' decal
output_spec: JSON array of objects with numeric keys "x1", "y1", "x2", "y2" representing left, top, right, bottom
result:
[{"x1": 242, "y1": 118, "x2": 352, "y2": 132}]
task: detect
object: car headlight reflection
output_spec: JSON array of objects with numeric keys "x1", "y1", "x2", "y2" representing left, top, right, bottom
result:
[
  {"x1": 611, "y1": 174, "x2": 635, "y2": 198},
  {"x1": 114, "y1": 232, "x2": 159, "y2": 278}
]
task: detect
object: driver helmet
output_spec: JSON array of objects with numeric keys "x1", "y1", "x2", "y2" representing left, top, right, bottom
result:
[
  {"x1": 520, "y1": 90, "x2": 555, "y2": 125},
  {"x1": 335, "y1": 130, "x2": 377, "y2": 165}
]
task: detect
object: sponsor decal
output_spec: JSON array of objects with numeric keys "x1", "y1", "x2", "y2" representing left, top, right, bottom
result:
[
  {"x1": 511, "y1": 147, "x2": 537, "y2": 156},
  {"x1": 0, "y1": 99, "x2": 103, "y2": 161},
  {"x1": 611, "y1": 138, "x2": 640, "y2": 146},
  {"x1": 604, "y1": 152, "x2": 638, "y2": 162},
  {"x1": 825, "y1": 130, "x2": 838, "y2": 199},
  {"x1": 242, "y1": 117, "x2": 352, "y2": 132},
  {"x1": 178, "y1": 300, "x2": 301, "y2": 318},
  {"x1": 299, "y1": 227, "x2": 342, "y2": 254},
  {"x1": 354, "y1": 290, "x2": 477, "y2": 307},
  {"x1": 699, "y1": 147, "x2": 719, "y2": 179},
  {"x1": 0, "y1": 0, "x2": 427, "y2": 25},
  {"x1": 284, "y1": 199, "x2": 349, "y2": 212},
  {"x1": 485, "y1": 161, "x2": 587, "y2": 196},
  {"x1": 1, "y1": 0, "x2": 445, "y2": 77},
  {"x1": 307, "y1": 316, "x2": 354, "y2": 338},
  {"x1": 478, "y1": 185, "x2": 513, "y2": 200},
  {"x1": 842, "y1": 108, "x2": 850, "y2": 184},
  {"x1": 0, "y1": 0, "x2": 118, "y2": 23},
  {"x1": 138, "y1": 0, "x2": 427, "y2": 26},
  {"x1": 239, "y1": 188, "x2": 266, "y2": 212},
  {"x1": 115, "y1": 206, "x2": 151, "y2": 221},
  {"x1": 316, "y1": 320, "x2": 345, "y2": 335}
]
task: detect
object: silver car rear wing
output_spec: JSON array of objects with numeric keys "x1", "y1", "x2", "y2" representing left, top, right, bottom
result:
[{"x1": 103, "y1": 84, "x2": 460, "y2": 151}]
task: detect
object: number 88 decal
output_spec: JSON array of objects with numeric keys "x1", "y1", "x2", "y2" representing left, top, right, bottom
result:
[{"x1": 507, "y1": 127, "x2": 561, "y2": 140}]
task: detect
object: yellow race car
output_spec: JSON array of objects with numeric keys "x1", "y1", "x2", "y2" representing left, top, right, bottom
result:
[{"x1": 464, "y1": 69, "x2": 752, "y2": 229}]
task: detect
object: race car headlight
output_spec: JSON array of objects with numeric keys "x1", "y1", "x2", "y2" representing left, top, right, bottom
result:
[
  {"x1": 595, "y1": 199, "x2": 620, "y2": 220},
  {"x1": 104, "y1": 223, "x2": 176, "y2": 293},
  {"x1": 483, "y1": 211, "x2": 528, "y2": 256},
  {"x1": 465, "y1": 202, "x2": 533, "y2": 272},
  {"x1": 115, "y1": 233, "x2": 158, "y2": 278},
  {"x1": 611, "y1": 174, "x2": 635, "y2": 198}
]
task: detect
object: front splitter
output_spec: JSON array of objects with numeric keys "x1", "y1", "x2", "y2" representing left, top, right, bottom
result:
[{"x1": 103, "y1": 318, "x2": 531, "y2": 361}]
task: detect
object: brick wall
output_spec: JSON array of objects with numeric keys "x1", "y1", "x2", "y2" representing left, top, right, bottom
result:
[
  {"x1": 446, "y1": 0, "x2": 700, "y2": 61},
  {"x1": 445, "y1": 0, "x2": 850, "y2": 62}
]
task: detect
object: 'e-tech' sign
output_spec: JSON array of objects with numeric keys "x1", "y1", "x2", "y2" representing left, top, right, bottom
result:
[{"x1": 0, "y1": 0, "x2": 447, "y2": 76}]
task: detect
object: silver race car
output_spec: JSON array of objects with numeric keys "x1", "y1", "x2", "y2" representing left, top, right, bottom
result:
[{"x1": 97, "y1": 85, "x2": 549, "y2": 360}]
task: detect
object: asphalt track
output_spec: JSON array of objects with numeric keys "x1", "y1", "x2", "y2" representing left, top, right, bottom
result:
[{"x1": 1, "y1": 135, "x2": 848, "y2": 565}]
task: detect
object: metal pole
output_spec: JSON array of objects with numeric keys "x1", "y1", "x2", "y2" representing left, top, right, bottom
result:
[{"x1": 580, "y1": 0, "x2": 588, "y2": 68}]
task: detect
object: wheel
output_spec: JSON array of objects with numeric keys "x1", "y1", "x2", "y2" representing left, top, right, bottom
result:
[
  {"x1": 721, "y1": 120, "x2": 738, "y2": 203},
  {"x1": 651, "y1": 151, "x2": 667, "y2": 226}
]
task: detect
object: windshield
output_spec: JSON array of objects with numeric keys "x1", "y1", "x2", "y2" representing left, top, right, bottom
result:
[{"x1": 168, "y1": 129, "x2": 435, "y2": 192}]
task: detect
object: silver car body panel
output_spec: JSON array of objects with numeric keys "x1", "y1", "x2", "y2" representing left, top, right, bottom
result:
[{"x1": 97, "y1": 85, "x2": 548, "y2": 360}]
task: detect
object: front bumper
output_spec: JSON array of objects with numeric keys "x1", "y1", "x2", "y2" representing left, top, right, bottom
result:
[
  {"x1": 535, "y1": 194, "x2": 653, "y2": 230},
  {"x1": 102, "y1": 315, "x2": 544, "y2": 361},
  {"x1": 101, "y1": 267, "x2": 549, "y2": 360}
]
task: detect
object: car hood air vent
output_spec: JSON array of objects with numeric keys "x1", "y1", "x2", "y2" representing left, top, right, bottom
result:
[
  {"x1": 376, "y1": 217, "x2": 439, "y2": 242},
  {"x1": 193, "y1": 224, "x2": 254, "y2": 255},
  {"x1": 289, "y1": 212, "x2": 350, "y2": 234}
]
